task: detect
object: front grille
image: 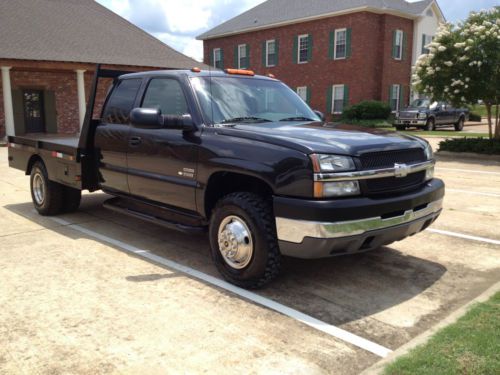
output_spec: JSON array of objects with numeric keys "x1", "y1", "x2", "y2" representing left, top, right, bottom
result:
[
  {"x1": 364, "y1": 171, "x2": 426, "y2": 194},
  {"x1": 359, "y1": 149, "x2": 426, "y2": 170},
  {"x1": 399, "y1": 111, "x2": 417, "y2": 119}
]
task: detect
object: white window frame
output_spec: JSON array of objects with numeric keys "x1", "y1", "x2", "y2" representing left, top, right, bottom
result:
[
  {"x1": 213, "y1": 48, "x2": 221, "y2": 68},
  {"x1": 297, "y1": 34, "x2": 309, "y2": 64},
  {"x1": 238, "y1": 44, "x2": 247, "y2": 69},
  {"x1": 266, "y1": 39, "x2": 276, "y2": 67},
  {"x1": 391, "y1": 84, "x2": 401, "y2": 112},
  {"x1": 394, "y1": 30, "x2": 403, "y2": 60},
  {"x1": 334, "y1": 28, "x2": 347, "y2": 60},
  {"x1": 332, "y1": 84, "x2": 345, "y2": 114},
  {"x1": 296, "y1": 86, "x2": 308, "y2": 102}
]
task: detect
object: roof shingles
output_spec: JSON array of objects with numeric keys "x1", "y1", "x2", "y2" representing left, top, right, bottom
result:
[{"x1": 0, "y1": 0, "x2": 202, "y2": 68}]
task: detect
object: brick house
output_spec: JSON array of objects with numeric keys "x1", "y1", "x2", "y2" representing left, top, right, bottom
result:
[
  {"x1": 0, "y1": 0, "x2": 202, "y2": 139},
  {"x1": 198, "y1": 0, "x2": 444, "y2": 120}
]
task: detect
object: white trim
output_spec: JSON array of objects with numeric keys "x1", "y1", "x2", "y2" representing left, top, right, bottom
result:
[
  {"x1": 75, "y1": 70, "x2": 86, "y2": 130},
  {"x1": 334, "y1": 28, "x2": 347, "y2": 60},
  {"x1": 198, "y1": 7, "x2": 419, "y2": 41},
  {"x1": 394, "y1": 29, "x2": 403, "y2": 60},
  {"x1": 332, "y1": 84, "x2": 345, "y2": 114},
  {"x1": 296, "y1": 86, "x2": 308, "y2": 102},
  {"x1": 265, "y1": 39, "x2": 276, "y2": 67},
  {"x1": 297, "y1": 34, "x2": 309, "y2": 64},
  {"x1": 213, "y1": 48, "x2": 221, "y2": 68},
  {"x1": 49, "y1": 216, "x2": 393, "y2": 358},
  {"x1": 238, "y1": 43, "x2": 247, "y2": 69},
  {"x1": 1, "y1": 66, "x2": 15, "y2": 137}
]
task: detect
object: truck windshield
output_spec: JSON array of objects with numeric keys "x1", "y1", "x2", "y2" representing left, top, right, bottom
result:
[
  {"x1": 190, "y1": 76, "x2": 320, "y2": 125},
  {"x1": 410, "y1": 99, "x2": 431, "y2": 108}
]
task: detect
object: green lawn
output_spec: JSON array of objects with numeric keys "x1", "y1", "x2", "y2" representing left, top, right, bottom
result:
[{"x1": 384, "y1": 291, "x2": 500, "y2": 375}]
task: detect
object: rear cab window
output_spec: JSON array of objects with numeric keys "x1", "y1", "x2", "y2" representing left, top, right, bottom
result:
[{"x1": 102, "y1": 78, "x2": 142, "y2": 124}]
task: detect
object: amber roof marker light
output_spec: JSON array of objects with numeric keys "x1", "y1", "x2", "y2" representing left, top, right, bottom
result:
[
  {"x1": 224, "y1": 68, "x2": 255, "y2": 76},
  {"x1": 191, "y1": 67, "x2": 201, "y2": 73}
]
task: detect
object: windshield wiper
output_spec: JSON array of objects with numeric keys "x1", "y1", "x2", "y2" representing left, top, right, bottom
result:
[
  {"x1": 279, "y1": 116, "x2": 316, "y2": 122},
  {"x1": 219, "y1": 116, "x2": 272, "y2": 124}
]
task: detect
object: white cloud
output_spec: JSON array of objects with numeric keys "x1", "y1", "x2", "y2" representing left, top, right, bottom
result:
[{"x1": 97, "y1": 0, "x2": 265, "y2": 62}]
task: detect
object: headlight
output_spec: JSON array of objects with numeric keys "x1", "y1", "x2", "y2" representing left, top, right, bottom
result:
[
  {"x1": 314, "y1": 180, "x2": 360, "y2": 198},
  {"x1": 395, "y1": 112, "x2": 400, "y2": 119},
  {"x1": 425, "y1": 166, "x2": 434, "y2": 181},
  {"x1": 424, "y1": 143, "x2": 433, "y2": 160},
  {"x1": 310, "y1": 154, "x2": 356, "y2": 172},
  {"x1": 418, "y1": 112, "x2": 427, "y2": 119}
]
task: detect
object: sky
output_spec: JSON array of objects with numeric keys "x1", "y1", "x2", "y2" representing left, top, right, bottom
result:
[{"x1": 96, "y1": 0, "x2": 500, "y2": 62}]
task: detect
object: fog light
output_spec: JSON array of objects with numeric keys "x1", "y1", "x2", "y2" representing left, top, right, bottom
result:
[
  {"x1": 315, "y1": 180, "x2": 360, "y2": 197},
  {"x1": 425, "y1": 166, "x2": 434, "y2": 181}
]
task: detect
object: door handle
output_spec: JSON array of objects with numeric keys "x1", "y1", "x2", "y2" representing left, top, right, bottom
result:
[{"x1": 129, "y1": 136, "x2": 142, "y2": 146}]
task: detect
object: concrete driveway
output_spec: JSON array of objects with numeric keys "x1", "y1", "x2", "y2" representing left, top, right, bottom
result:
[{"x1": 0, "y1": 146, "x2": 499, "y2": 374}]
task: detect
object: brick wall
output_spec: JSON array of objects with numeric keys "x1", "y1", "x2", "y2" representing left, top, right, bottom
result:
[{"x1": 203, "y1": 11, "x2": 413, "y2": 119}]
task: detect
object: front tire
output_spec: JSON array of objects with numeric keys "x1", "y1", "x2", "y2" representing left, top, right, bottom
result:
[
  {"x1": 395, "y1": 125, "x2": 406, "y2": 131},
  {"x1": 30, "y1": 161, "x2": 64, "y2": 215},
  {"x1": 209, "y1": 192, "x2": 282, "y2": 289},
  {"x1": 455, "y1": 116, "x2": 465, "y2": 131},
  {"x1": 425, "y1": 118, "x2": 435, "y2": 131}
]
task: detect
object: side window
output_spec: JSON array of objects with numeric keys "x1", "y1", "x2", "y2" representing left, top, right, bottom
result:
[
  {"x1": 102, "y1": 79, "x2": 142, "y2": 124},
  {"x1": 141, "y1": 78, "x2": 188, "y2": 116}
]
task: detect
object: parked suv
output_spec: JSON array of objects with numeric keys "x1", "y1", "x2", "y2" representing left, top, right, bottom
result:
[
  {"x1": 8, "y1": 67, "x2": 445, "y2": 288},
  {"x1": 394, "y1": 99, "x2": 469, "y2": 131}
]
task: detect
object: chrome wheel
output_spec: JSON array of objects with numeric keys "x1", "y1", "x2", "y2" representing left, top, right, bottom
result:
[
  {"x1": 217, "y1": 215, "x2": 253, "y2": 269},
  {"x1": 32, "y1": 172, "x2": 45, "y2": 205}
]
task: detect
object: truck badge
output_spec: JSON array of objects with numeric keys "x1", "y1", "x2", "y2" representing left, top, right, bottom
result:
[{"x1": 394, "y1": 163, "x2": 410, "y2": 178}]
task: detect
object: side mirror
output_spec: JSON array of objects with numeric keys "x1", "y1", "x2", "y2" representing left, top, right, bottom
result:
[
  {"x1": 130, "y1": 108, "x2": 162, "y2": 128},
  {"x1": 313, "y1": 110, "x2": 325, "y2": 121},
  {"x1": 163, "y1": 114, "x2": 195, "y2": 132}
]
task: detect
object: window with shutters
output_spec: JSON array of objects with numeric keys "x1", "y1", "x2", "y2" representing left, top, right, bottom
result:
[
  {"x1": 266, "y1": 39, "x2": 276, "y2": 67},
  {"x1": 298, "y1": 34, "x2": 309, "y2": 64},
  {"x1": 238, "y1": 44, "x2": 248, "y2": 69},
  {"x1": 213, "y1": 48, "x2": 222, "y2": 69},
  {"x1": 332, "y1": 85, "x2": 345, "y2": 114},
  {"x1": 421, "y1": 34, "x2": 433, "y2": 54},
  {"x1": 334, "y1": 28, "x2": 347, "y2": 59},
  {"x1": 390, "y1": 84, "x2": 401, "y2": 112},
  {"x1": 394, "y1": 30, "x2": 403, "y2": 60},
  {"x1": 296, "y1": 86, "x2": 308, "y2": 102}
]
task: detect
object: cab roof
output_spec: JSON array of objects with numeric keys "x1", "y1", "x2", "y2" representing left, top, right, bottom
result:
[{"x1": 120, "y1": 69, "x2": 277, "y2": 81}]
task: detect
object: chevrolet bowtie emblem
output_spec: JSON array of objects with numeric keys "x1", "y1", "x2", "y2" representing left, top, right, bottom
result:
[{"x1": 394, "y1": 163, "x2": 410, "y2": 178}]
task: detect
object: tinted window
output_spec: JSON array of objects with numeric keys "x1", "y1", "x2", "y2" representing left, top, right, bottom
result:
[
  {"x1": 141, "y1": 78, "x2": 188, "y2": 116},
  {"x1": 102, "y1": 79, "x2": 142, "y2": 124}
]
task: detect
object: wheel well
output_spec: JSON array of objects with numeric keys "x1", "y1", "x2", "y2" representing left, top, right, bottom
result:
[
  {"x1": 26, "y1": 155, "x2": 43, "y2": 175},
  {"x1": 204, "y1": 172, "x2": 273, "y2": 218}
]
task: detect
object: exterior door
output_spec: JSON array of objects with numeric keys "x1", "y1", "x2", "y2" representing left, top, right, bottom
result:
[
  {"x1": 127, "y1": 77, "x2": 198, "y2": 212},
  {"x1": 95, "y1": 78, "x2": 142, "y2": 193},
  {"x1": 23, "y1": 90, "x2": 45, "y2": 133}
]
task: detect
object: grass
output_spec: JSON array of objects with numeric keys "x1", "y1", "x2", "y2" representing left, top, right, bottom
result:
[{"x1": 384, "y1": 291, "x2": 500, "y2": 375}]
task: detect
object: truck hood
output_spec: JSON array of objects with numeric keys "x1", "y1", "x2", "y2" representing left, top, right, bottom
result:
[{"x1": 216, "y1": 121, "x2": 427, "y2": 155}]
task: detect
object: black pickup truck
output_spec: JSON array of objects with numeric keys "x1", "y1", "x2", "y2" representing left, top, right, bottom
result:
[
  {"x1": 8, "y1": 66, "x2": 444, "y2": 288},
  {"x1": 394, "y1": 99, "x2": 469, "y2": 131}
]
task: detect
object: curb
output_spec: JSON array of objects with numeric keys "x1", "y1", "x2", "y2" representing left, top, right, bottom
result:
[
  {"x1": 436, "y1": 151, "x2": 500, "y2": 162},
  {"x1": 360, "y1": 280, "x2": 500, "y2": 375}
]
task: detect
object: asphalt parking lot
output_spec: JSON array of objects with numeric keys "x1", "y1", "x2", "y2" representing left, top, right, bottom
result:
[{"x1": 1, "y1": 146, "x2": 499, "y2": 374}]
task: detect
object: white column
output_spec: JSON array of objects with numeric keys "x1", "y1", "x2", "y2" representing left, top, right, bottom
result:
[
  {"x1": 75, "y1": 69, "x2": 86, "y2": 130},
  {"x1": 1, "y1": 66, "x2": 15, "y2": 137}
]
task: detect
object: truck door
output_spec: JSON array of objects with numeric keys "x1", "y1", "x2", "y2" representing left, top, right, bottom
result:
[
  {"x1": 126, "y1": 77, "x2": 198, "y2": 212},
  {"x1": 95, "y1": 78, "x2": 142, "y2": 193}
]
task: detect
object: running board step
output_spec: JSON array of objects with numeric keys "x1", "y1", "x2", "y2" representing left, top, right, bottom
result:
[{"x1": 103, "y1": 197, "x2": 207, "y2": 235}]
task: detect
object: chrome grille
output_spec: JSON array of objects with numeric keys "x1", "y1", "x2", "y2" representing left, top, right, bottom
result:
[{"x1": 399, "y1": 111, "x2": 417, "y2": 119}]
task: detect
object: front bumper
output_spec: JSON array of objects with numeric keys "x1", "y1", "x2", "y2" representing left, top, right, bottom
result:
[
  {"x1": 274, "y1": 179, "x2": 444, "y2": 258},
  {"x1": 394, "y1": 119, "x2": 427, "y2": 126}
]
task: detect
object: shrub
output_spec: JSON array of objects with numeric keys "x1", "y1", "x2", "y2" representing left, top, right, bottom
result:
[
  {"x1": 342, "y1": 101, "x2": 392, "y2": 120},
  {"x1": 439, "y1": 138, "x2": 500, "y2": 155},
  {"x1": 468, "y1": 112, "x2": 482, "y2": 122}
]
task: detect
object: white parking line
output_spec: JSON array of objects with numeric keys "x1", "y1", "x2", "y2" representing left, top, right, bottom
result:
[
  {"x1": 446, "y1": 188, "x2": 500, "y2": 198},
  {"x1": 437, "y1": 167, "x2": 500, "y2": 176},
  {"x1": 50, "y1": 216, "x2": 393, "y2": 358},
  {"x1": 427, "y1": 228, "x2": 500, "y2": 246}
]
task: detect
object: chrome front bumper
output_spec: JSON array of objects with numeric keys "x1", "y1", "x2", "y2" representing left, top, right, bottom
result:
[
  {"x1": 394, "y1": 119, "x2": 427, "y2": 126},
  {"x1": 276, "y1": 198, "x2": 443, "y2": 244}
]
